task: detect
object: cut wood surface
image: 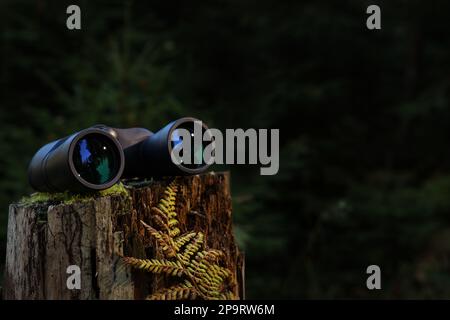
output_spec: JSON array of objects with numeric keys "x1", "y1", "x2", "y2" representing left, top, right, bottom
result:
[{"x1": 3, "y1": 172, "x2": 244, "y2": 300}]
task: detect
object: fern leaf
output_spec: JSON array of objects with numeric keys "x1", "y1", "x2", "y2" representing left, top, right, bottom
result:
[
  {"x1": 168, "y1": 218, "x2": 179, "y2": 228},
  {"x1": 169, "y1": 227, "x2": 181, "y2": 237},
  {"x1": 220, "y1": 291, "x2": 236, "y2": 300},
  {"x1": 196, "y1": 249, "x2": 225, "y2": 263},
  {"x1": 123, "y1": 257, "x2": 185, "y2": 277},
  {"x1": 180, "y1": 232, "x2": 204, "y2": 263},
  {"x1": 147, "y1": 285, "x2": 198, "y2": 300},
  {"x1": 151, "y1": 206, "x2": 169, "y2": 221},
  {"x1": 140, "y1": 220, "x2": 177, "y2": 257},
  {"x1": 158, "y1": 203, "x2": 171, "y2": 216},
  {"x1": 174, "y1": 232, "x2": 197, "y2": 251},
  {"x1": 151, "y1": 214, "x2": 171, "y2": 234}
]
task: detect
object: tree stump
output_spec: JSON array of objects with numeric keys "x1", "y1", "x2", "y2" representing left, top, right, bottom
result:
[{"x1": 3, "y1": 172, "x2": 244, "y2": 300}]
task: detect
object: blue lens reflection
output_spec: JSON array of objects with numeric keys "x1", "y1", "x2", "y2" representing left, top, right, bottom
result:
[{"x1": 73, "y1": 134, "x2": 119, "y2": 185}]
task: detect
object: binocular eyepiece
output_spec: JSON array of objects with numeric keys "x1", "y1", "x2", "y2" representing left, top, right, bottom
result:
[{"x1": 28, "y1": 118, "x2": 210, "y2": 192}]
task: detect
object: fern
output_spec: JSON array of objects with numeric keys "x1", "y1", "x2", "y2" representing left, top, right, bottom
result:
[
  {"x1": 174, "y1": 232, "x2": 197, "y2": 251},
  {"x1": 123, "y1": 180, "x2": 237, "y2": 300},
  {"x1": 148, "y1": 283, "x2": 197, "y2": 300},
  {"x1": 141, "y1": 220, "x2": 177, "y2": 258},
  {"x1": 123, "y1": 257, "x2": 185, "y2": 277}
]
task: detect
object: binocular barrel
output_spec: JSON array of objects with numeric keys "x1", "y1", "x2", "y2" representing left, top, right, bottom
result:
[
  {"x1": 28, "y1": 118, "x2": 211, "y2": 192},
  {"x1": 28, "y1": 127, "x2": 125, "y2": 192},
  {"x1": 107, "y1": 117, "x2": 211, "y2": 178}
]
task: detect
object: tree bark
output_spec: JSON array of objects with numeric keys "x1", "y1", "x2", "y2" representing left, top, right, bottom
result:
[{"x1": 3, "y1": 172, "x2": 244, "y2": 300}]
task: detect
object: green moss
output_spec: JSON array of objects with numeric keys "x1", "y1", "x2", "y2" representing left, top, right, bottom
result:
[
  {"x1": 98, "y1": 182, "x2": 129, "y2": 197},
  {"x1": 20, "y1": 182, "x2": 130, "y2": 206}
]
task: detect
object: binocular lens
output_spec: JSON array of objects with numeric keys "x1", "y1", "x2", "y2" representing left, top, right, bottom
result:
[{"x1": 73, "y1": 133, "x2": 122, "y2": 185}]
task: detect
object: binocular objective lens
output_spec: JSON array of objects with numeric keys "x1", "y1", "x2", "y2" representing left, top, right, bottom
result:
[{"x1": 72, "y1": 133, "x2": 121, "y2": 185}]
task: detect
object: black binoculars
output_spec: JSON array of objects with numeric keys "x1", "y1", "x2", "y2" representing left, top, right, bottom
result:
[{"x1": 28, "y1": 117, "x2": 210, "y2": 192}]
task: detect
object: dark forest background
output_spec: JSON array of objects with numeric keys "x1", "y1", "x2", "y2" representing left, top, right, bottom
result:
[{"x1": 1, "y1": 0, "x2": 450, "y2": 298}]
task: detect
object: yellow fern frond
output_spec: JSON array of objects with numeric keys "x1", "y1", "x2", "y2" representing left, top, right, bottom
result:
[
  {"x1": 151, "y1": 206, "x2": 169, "y2": 221},
  {"x1": 187, "y1": 263, "x2": 224, "y2": 288},
  {"x1": 151, "y1": 214, "x2": 171, "y2": 234},
  {"x1": 151, "y1": 182, "x2": 180, "y2": 237},
  {"x1": 169, "y1": 227, "x2": 181, "y2": 237},
  {"x1": 141, "y1": 220, "x2": 176, "y2": 258},
  {"x1": 180, "y1": 232, "x2": 204, "y2": 262},
  {"x1": 147, "y1": 285, "x2": 198, "y2": 300},
  {"x1": 220, "y1": 291, "x2": 237, "y2": 300},
  {"x1": 158, "y1": 203, "x2": 171, "y2": 216},
  {"x1": 195, "y1": 249, "x2": 225, "y2": 263},
  {"x1": 126, "y1": 181, "x2": 236, "y2": 300},
  {"x1": 123, "y1": 257, "x2": 185, "y2": 277},
  {"x1": 174, "y1": 232, "x2": 197, "y2": 251},
  {"x1": 160, "y1": 198, "x2": 172, "y2": 210},
  {"x1": 168, "y1": 218, "x2": 179, "y2": 228}
]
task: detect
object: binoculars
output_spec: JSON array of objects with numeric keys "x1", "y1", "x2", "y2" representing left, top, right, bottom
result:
[{"x1": 28, "y1": 117, "x2": 210, "y2": 192}]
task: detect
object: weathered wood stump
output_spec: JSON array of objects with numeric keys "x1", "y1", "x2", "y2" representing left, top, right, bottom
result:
[{"x1": 3, "y1": 172, "x2": 244, "y2": 300}]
